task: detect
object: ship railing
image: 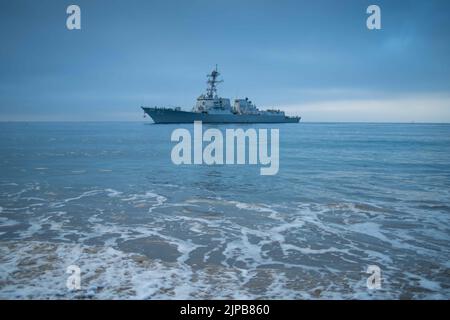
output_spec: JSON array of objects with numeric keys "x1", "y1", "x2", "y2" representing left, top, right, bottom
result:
[{"x1": 146, "y1": 106, "x2": 182, "y2": 111}]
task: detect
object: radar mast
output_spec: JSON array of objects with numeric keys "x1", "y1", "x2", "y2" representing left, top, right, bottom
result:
[{"x1": 206, "y1": 65, "x2": 223, "y2": 98}]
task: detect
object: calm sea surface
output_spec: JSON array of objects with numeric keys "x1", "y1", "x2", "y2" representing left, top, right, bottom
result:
[{"x1": 0, "y1": 122, "x2": 449, "y2": 299}]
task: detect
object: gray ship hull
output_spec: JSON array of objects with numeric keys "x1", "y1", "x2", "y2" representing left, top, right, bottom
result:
[{"x1": 142, "y1": 107, "x2": 300, "y2": 124}]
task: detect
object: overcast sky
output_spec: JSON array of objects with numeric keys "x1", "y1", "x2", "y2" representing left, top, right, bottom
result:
[{"x1": 1, "y1": 0, "x2": 450, "y2": 122}]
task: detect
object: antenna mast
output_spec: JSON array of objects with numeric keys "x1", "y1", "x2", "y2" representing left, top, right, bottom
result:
[{"x1": 206, "y1": 64, "x2": 223, "y2": 98}]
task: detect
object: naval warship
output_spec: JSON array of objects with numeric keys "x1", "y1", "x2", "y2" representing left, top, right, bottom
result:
[{"x1": 142, "y1": 67, "x2": 301, "y2": 124}]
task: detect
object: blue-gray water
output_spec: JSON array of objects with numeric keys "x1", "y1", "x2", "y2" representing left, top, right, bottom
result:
[{"x1": 0, "y1": 122, "x2": 449, "y2": 299}]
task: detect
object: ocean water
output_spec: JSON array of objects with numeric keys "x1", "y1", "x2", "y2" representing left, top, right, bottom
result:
[{"x1": 0, "y1": 122, "x2": 449, "y2": 299}]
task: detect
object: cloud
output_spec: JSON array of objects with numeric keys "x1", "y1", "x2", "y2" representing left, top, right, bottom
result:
[{"x1": 279, "y1": 94, "x2": 450, "y2": 122}]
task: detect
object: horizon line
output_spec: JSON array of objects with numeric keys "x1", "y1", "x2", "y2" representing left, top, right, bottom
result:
[{"x1": 1, "y1": 120, "x2": 450, "y2": 124}]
